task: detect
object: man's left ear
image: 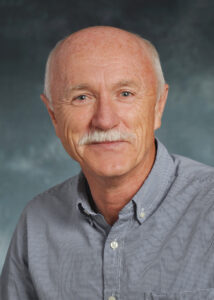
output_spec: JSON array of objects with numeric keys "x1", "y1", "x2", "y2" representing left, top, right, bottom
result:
[{"x1": 154, "y1": 84, "x2": 169, "y2": 130}]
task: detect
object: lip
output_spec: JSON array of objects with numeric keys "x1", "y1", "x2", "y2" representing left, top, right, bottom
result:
[{"x1": 88, "y1": 141, "x2": 127, "y2": 150}]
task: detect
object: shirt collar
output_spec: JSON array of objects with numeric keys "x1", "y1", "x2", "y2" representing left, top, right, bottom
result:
[
  {"x1": 77, "y1": 173, "x2": 98, "y2": 217},
  {"x1": 133, "y1": 138, "x2": 177, "y2": 224},
  {"x1": 77, "y1": 139, "x2": 178, "y2": 224}
]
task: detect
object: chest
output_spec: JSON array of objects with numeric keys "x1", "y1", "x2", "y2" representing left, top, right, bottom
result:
[{"x1": 28, "y1": 205, "x2": 214, "y2": 300}]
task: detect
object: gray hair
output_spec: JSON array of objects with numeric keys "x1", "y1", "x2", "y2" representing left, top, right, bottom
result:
[
  {"x1": 78, "y1": 128, "x2": 136, "y2": 146},
  {"x1": 43, "y1": 32, "x2": 165, "y2": 109},
  {"x1": 44, "y1": 39, "x2": 66, "y2": 110},
  {"x1": 138, "y1": 37, "x2": 166, "y2": 98}
]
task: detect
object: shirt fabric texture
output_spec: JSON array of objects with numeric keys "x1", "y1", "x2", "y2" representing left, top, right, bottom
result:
[{"x1": 1, "y1": 139, "x2": 214, "y2": 300}]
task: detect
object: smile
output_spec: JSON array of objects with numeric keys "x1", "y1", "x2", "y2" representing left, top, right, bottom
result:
[{"x1": 88, "y1": 140, "x2": 127, "y2": 149}]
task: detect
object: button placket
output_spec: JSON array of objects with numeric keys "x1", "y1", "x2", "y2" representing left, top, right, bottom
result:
[{"x1": 104, "y1": 207, "x2": 133, "y2": 300}]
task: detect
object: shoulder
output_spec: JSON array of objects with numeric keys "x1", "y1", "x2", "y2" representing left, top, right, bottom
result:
[
  {"x1": 156, "y1": 139, "x2": 214, "y2": 193},
  {"x1": 22, "y1": 173, "x2": 83, "y2": 223},
  {"x1": 171, "y1": 153, "x2": 214, "y2": 198},
  {"x1": 169, "y1": 154, "x2": 214, "y2": 231},
  {"x1": 172, "y1": 153, "x2": 214, "y2": 181}
]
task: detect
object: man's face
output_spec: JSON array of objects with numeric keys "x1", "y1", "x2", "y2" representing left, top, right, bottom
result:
[{"x1": 43, "y1": 36, "x2": 168, "y2": 179}]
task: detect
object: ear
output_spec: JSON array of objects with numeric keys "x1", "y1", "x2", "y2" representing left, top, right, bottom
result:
[
  {"x1": 40, "y1": 93, "x2": 60, "y2": 137},
  {"x1": 154, "y1": 84, "x2": 169, "y2": 131}
]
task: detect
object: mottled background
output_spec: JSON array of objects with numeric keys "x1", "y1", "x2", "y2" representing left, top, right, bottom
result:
[{"x1": 1, "y1": 0, "x2": 214, "y2": 272}]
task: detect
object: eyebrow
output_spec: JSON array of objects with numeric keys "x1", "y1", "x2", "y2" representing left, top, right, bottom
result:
[
  {"x1": 111, "y1": 80, "x2": 139, "y2": 89},
  {"x1": 67, "y1": 84, "x2": 92, "y2": 92},
  {"x1": 66, "y1": 80, "x2": 139, "y2": 94}
]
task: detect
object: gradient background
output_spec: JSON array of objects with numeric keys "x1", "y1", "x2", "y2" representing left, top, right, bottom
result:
[{"x1": 1, "y1": 0, "x2": 214, "y2": 273}]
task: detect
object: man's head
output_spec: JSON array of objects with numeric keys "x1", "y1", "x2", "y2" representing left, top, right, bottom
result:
[{"x1": 41, "y1": 26, "x2": 168, "y2": 179}]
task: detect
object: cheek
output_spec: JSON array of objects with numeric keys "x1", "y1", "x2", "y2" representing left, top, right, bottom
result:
[
  {"x1": 120, "y1": 101, "x2": 155, "y2": 132},
  {"x1": 119, "y1": 101, "x2": 156, "y2": 152},
  {"x1": 56, "y1": 106, "x2": 93, "y2": 143}
]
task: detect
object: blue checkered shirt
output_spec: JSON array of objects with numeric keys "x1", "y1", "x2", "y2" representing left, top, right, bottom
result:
[{"x1": 1, "y1": 140, "x2": 214, "y2": 300}]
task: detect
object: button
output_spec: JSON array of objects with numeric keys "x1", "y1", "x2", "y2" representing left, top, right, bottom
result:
[
  {"x1": 140, "y1": 208, "x2": 145, "y2": 218},
  {"x1": 110, "y1": 240, "x2": 118, "y2": 249},
  {"x1": 108, "y1": 296, "x2": 116, "y2": 300}
]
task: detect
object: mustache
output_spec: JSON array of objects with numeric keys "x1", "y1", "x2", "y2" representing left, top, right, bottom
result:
[{"x1": 78, "y1": 129, "x2": 136, "y2": 146}]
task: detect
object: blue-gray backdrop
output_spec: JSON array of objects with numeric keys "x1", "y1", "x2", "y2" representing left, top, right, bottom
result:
[{"x1": 1, "y1": 0, "x2": 214, "y2": 272}]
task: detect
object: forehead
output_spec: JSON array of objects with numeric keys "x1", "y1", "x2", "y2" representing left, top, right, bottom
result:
[
  {"x1": 61, "y1": 29, "x2": 144, "y2": 57},
  {"x1": 59, "y1": 44, "x2": 152, "y2": 81},
  {"x1": 69, "y1": 53, "x2": 145, "y2": 78},
  {"x1": 50, "y1": 32, "x2": 157, "y2": 97}
]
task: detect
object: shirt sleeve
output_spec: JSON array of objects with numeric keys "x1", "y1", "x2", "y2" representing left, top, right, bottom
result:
[{"x1": 0, "y1": 209, "x2": 38, "y2": 300}]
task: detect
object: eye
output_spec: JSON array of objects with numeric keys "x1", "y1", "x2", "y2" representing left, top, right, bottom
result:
[
  {"x1": 121, "y1": 91, "x2": 132, "y2": 97},
  {"x1": 72, "y1": 93, "x2": 95, "y2": 106},
  {"x1": 76, "y1": 95, "x2": 87, "y2": 100}
]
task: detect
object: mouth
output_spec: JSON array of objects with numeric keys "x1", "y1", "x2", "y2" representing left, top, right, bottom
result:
[
  {"x1": 91, "y1": 140, "x2": 125, "y2": 144},
  {"x1": 88, "y1": 140, "x2": 127, "y2": 149}
]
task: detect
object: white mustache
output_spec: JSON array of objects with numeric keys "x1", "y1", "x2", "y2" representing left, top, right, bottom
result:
[{"x1": 78, "y1": 129, "x2": 136, "y2": 146}]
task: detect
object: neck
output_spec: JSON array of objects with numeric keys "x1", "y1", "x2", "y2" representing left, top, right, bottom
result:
[{"x1": 83, "y1": 144, "x2": 156, "y2": 225}]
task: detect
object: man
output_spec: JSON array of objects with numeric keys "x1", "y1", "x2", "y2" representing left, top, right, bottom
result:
[{"x1": 1, "y1": 26, "x2": 214, "y2": 300}]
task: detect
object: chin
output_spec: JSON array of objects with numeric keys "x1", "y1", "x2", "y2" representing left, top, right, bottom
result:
[
  {"x1": 79, "y1": 145, "x2": 139, "y2": 178},
  {"x1": 86, "y1": 159, "x2": 135, "y2": 178}
]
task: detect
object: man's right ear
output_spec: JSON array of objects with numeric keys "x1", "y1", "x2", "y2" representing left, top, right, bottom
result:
[{"x1": 40, "y1": 94, "x2": 59, "y2": 136}]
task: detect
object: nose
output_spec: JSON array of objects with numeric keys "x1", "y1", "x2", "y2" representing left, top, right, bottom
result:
[{"x1": 90, "y1": 94, "x2": 120, "y2": 131}]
